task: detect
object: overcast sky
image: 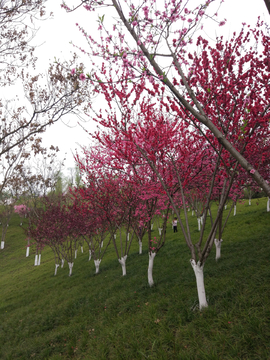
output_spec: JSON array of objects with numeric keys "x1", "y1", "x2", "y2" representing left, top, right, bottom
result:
[{"x1": 31, "y1": 0, "x2": 269, "y2": 171}]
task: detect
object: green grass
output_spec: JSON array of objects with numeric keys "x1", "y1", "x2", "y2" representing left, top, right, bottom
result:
[{"x1": 0, "y1": 198, "x2": 270, "y2": 359}]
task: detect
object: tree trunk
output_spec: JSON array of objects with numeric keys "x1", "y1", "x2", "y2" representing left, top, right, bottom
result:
[
  {"x1": 118, "y1": 255, "x2": 127, "y2": 276},
  {"x1": 26, "y1": 247, "x2": 30, "y2": 257},
  {"x1": 148, "y1": 252, "x2": 156, "y2": 287},
  {"x1": 61, "y1": 258, "x2": 65, "y2": 268},
  {"x1": 190, "y1": 260, "x2": 208, "y2": 310},
  {"x1": 234, "y1": 204, "x2": 236, "y2": 216},
  {"x1": 34, "y1": 254, "x2": 38, "y2": 266},
  {"x1": 68, "y1": 262, "x2": 73, "y2": 276},
  {"x1": 75, "y1": 249, "x2": 78, "y2": 259},
  {"x1": 197, "y1": 218, "x2": 201, "y2": 231},
  {"x1": 38, "y1": 254, "x2": 41, "y2": 266},
  {"x1": 94, "y1": 259, "x2": 101, "y2": 274},
  {"x1": 214, "y1": 239, "x2": 223, "y2": 261},
  {"x1": 267, "y1": 197, "x2": 270, "y2": 212},
  {"x1": 1, "y1": 241, "x2": 4, "y2": 249},
  {"x1": 139, "y1": 240, "x2": 142, "y2": 254},
  {"x1": 54, "y1": 264, "x2": 59, "y2": 276},
  {"x1": 89, "y1": 250, "x2": 92, "y2": 261}
]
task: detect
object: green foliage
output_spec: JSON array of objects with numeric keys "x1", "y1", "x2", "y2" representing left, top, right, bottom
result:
[{"x1": 0, "y1": 199, "x2": 269, "y2": 359}]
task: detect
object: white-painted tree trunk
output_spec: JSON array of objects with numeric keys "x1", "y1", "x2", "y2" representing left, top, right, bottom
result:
[
  {"x1": 75, "y1": 249, "x2": 78, "y2": 259},
  {"x1": 54, "y1": 264, "x2": 59, "y2": 276},
  {"x1": 225, "y1": 204, "x2": 227, "y2": 210},
  {"x1": 148, "y1": 252, "x2": 156, "y2": 287},
  {"x1": 118, "y1": 255, "x2": 127, "y2": 276},
  {"x1": 197, "y1": 218, "x2": 201, "y2": 231},
  {"x1": 192, "y1": 210, "x2": 194, "y2": 216},
  {"x1": 127, "y1": 232, "x2": 130, "y2": 241},
  {"x1": 34, "y1": 254, "x2": 38, "y2": 266},
  {"x1": 249, "y1": 198, "x2": 251, "y2": 206},
  {"x1": 158, "y1": 228, "x2": 162, "y2": 236},
  {"x1": 94, "y1": 259, "x2": 101, "y2": 274},
  {"x1": 214, "y1": 239, "x2": 223, "y2": 261},
  {"x1": 200, "y1": 216, "x2": 203, "y2": 226},
  {"x1": 81, "y1": 246, "x2": 83, "y2": 253},
  {"x1": 38, "y1": 254, "x2": 41, "y2": 266},
  {"x1": 139, "y1": 240, "x2": 142, "y2": 254},
  {"x1": 234, "y1": 205, "x2": 236, "y2": 216},
  {"x1": 114, "y1": 234, "x2": 116, "y2": 239},
  {"x1": 267, "y1": 197, "x2": 270, "y2": 212},
  {"x1": 100, "y1": 241, "x2": 103, "y2": 248},
  {"x1": 68, "y1": 262, "x2": 73, "y2": 276},
  {"x1": 26, "y1": 247, "x2": 30, "y2": 257},
  {"x1": 1, "y1": 241, "x2": 5, "y2": 249},
  {"x1": 190, "y1": 260, "x2": 208, "y2": 310},
  {"x1": 151, "y1": 223, "x2": 154, "y2": 230},
  {"x1": 61, "y1": 259, "x2": 65, "y2": 268},
  {"x1": 88, "y1": 250, "x2": 92, "y2": 261}
]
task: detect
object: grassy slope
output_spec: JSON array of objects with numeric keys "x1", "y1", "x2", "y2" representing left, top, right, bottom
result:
[{"x1": 0, "y1": 198, "x2": 270, "y2": 360}]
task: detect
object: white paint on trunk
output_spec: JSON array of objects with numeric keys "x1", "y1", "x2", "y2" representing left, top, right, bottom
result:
[
  {"x1": 1, "y1": 241, "x2": 5, "y2": 249},
  {"x1": 158, "y1": 228, "x2": 162, "y2": 236},
  {"x1": 200, "y1": 216, "x2": 203, "y2": 225},
  {"x1": 26, "y1": 247, "x2": 30, "y2": 257},
  {"x1": 190, "y1": 260, "x2": 208, "y2": 310},
  {"x1": 151, "y1": 223, "x2": 154, "y2": 230},
  {"x1": 54, "y1": 264, "x2": 59, "y2": 276},
  {"x1": 225, "y1": 204, "x2": 227, "y2": 210},
  {"x1": 81, "y1": 246, "x2": 83, "y2": 253},
  {"x1": 94, "y1": 259, "x2": 101, "y2": 274},
  {"x1": 118, "y1": 255, "x2": 127, "y2": 276},
  {"x1": 267, "y1": 197, "x2": 270, "y2": 212},
  {"x1": 34, "y1": 254, "x2": 38, "y2": 266},
  {"x1": 127, "y1": 233, "x2": 130, "y2": 241},
  {"x1": 61, "y1": 259, "x2": 65, "y2": 268},
  {"x1": 214, "y1": 239, "x2": 223, "y2": 261},
  {"x1": 139, "y1": 240, "x2": 142, "y2": 254},
  {"x1": 192, "y1": 210, "x2": 194, "y2": 216},
  {"x1": 75, "y1": 249, "x2": 78, "y2": 259},
  {"x1": 38, "y1": 254, "x2": 41, "y2": 266},
  {"x1": 197, "y1": 218, "x2": 201, "y2": 231},
  {"x1": 88, "y1": 250, "x2": 92, "y2": 261},
  {"x1": 68, "y1": 262, "x2": 74, "y2": 276},
  {"x1": 148, "y1": 252, "x2": 156, "y2": 287},
  {"x1": 100, "y1": 241, "x2": 103, "y2": 248},
  {"x1": 234, "y1": 205, "x2": 236, "y2": 216},
  {"x1": 249, "y1": 199, "x2": 251, "y2": 205},
  {"x1": 20, "y1": 222, "x2": 23, "y2": 226}
]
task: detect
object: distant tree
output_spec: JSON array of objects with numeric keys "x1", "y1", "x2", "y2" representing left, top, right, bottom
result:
[{"x1": 0, "y1": 1, "x2": 88, "y2": 200}]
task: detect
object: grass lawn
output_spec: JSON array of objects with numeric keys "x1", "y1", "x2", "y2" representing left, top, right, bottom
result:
[{"x1": 0, "y1": 198, "x2": 270, "y2": 359}]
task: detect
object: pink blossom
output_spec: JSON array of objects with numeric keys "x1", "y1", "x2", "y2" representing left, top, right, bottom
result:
[
  {"x1": 219, "y1": 21, "x2": 226, "y2": 27},
  {"x1": 250, "y1": 169, "x2": 256, "y2": 174},
  {"x1": 80, "y1": 73, "x2": 86, "y2": 81},
  {"x1": 71, "y1": 68, "x2": 76, "y2": 76}
]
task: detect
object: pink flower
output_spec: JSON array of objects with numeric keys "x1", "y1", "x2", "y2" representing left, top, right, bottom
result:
[
  {"x1": 71, "y1": 68, "x2": 76, "y2": 76},
  {"x1": 219, "y1": 21, "x2": 226, "y2": 26},
  {"x1": 79, "y1": 73, "x2": 86, "y2": 81},
  {"x1": 250, "y1": 169, "x2": 256, "y2": 174}
]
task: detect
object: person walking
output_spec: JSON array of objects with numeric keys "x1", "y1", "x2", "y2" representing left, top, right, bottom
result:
[{"x1": 173, "y1": 217, "x2": 178, "y2": 233}]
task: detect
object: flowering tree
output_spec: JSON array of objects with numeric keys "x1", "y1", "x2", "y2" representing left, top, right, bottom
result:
[
  {"x1": 61, "y1": 0, "x2": 270, "y2": 197},
  {"x1": 0, "y1": 1, "x2": 89, "y2": 204}
]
